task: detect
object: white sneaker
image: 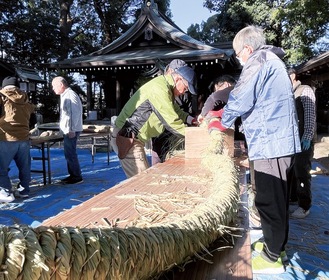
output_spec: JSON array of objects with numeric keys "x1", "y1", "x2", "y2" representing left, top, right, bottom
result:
[
  {"x1": 0, "y1": 188, "x2": 15, "y2": 203},
  {"x1": 14, "y1": 183, "x2": 29, "y2": 198},
  {"x1": 16, "y1": 183, "x2": 25, "y2": 192},
  {"x1": 289, "y1": 204, "x2": 299, "y2": 213},
  {"x1": 291, "y1": 207, "x2": 310, "y2": 218},
  {"x1": 249, "y1": 211, "x2": 262, "y2": 228}
]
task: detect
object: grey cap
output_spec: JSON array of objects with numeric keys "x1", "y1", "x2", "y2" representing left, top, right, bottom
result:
[
  {"x1": 165, "y1": 59, "x2": 187, "y2": 72},
  {"x1": 175, "y1": 66, "x2": 197, "y2": 95}
]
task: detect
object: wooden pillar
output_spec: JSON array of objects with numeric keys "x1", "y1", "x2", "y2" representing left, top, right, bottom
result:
[
  {"x1": 85, "y1": 75, "x2": 92, "y2": 113},
  {"x1": 99, "y1": 82, "x2": 103, "y2": 112},
  {"x1": 116, "y1": 79, "x2": 121, "y2": 114}
]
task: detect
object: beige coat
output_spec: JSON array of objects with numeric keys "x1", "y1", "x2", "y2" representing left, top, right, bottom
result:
[{"x1": 0, "y1": 86, "x2": 35, "y2": 141}]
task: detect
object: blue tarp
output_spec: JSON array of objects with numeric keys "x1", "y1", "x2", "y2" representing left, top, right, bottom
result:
[
  {"x1": 251, "y1": 161, "x2": 329, "y2": 279},
  {"x1": 0, "y1": 147, "x2": 126, "y2": 227},
  {"x1": 1, "y1": 147, "x2": 328, "y2": 279}
]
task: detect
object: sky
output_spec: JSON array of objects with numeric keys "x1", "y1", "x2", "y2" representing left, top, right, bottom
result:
[{"x1": 170, "y1": 0, "x2": 214, "y2": 32}]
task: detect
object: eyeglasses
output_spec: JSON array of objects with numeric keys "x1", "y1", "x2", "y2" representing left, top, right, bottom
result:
[{"x1": 236, "y1": 46, "x2": 245, "y2": 58}]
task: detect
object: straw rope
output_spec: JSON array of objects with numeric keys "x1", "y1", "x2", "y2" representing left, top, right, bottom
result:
[{"x1": 0, "y1": 130, "x2": 240, "y2": 279}]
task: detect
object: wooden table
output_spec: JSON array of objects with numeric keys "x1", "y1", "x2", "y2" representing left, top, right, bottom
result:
[
  {"x1": 38, "y1": 123, "x2": 112, "y2": 165},
  {"x1": 80, "y1": 132, "x2": 111, "y2": 165},
  {"x1": 30, "y1": 131, "x2": 111, "y2": 185}
]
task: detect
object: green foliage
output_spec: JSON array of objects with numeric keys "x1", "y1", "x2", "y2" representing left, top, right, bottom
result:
[
  {"x1": 0, "y1": 0, "x2": 171, "y2": 121},
  {"x1": 198, "y1": 0, "x2": 329, "y2": 65},
  {"x1": 0, "y1": 0, "x2": 172, "y2": 66},
  {"x1": 0, "y1": 0, "x2": 60, "y2": 66},
  {"x1": 37, "y1": 87, "x2": 60, "y2": 123}
]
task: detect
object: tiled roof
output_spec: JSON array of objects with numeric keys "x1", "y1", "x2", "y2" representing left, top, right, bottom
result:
[
  {"x1": 296, "y1": 51, "x2": 329, "y2": 74},
  {"x1": 0, "y1": 60, "x2": 45, "y2": 83},
  {"x1": 15, "y1": 66, "x2": 46, "y2": 82},
  {"x1": 47, "y1": 0, "x2": 233, "y2": 71}
]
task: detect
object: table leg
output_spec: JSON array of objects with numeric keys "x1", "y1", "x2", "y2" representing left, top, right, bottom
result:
[
  {"x1": 107, "y1": 135, "x2": 110, "y2": 165},
  {"x1": 46, "y1": 143, "x2": 52, "y2": 184},
  {"x1": 91, "y1": 137, "x2": 95, "y2": 163},
  {"x1": 41, "y1": 143, "x2": 47, "y2": 185}
]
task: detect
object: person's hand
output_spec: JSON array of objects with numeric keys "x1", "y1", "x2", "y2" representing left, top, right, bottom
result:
[
  {"x1": 197, "y1": 115, "x2": 204, "y2": 123},
  {"x1": 191, "y1": 118, "x2": 199, "y2": 126},
  {"x1": 68, "y1": 131, "x2": 76, "y2": 138},
  {"x1": 207, "y1": 109, "x2": 224, "y2": 119},
  {"x1": 186, "y1": 115, "x2": 199, "y2": 126},
  {"x1": 301, "y1": 139, "x2": 311, "y2": 151},
  {"x1": 208, "y1": 119, "x2": 226, "y2": 133}
]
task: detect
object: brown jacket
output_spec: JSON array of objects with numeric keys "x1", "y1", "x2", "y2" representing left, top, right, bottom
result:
[{"x1": 0, "y1": 86, "x2": 35, "y2": 141}]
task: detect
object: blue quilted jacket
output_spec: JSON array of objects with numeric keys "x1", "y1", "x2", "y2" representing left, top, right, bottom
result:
[{"x1": 221, "y1": 45, "x2": 301, "y2": 160}]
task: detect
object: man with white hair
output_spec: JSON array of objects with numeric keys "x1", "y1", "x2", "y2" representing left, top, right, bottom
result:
[
  {"x1": 209, "y1": 26, "x2": 301, "y2": 274},
  {"x1": 52, "y1": 76, "x2": 83, "y2": 185}
]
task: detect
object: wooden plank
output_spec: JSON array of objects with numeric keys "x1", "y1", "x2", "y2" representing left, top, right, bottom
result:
[
  {"x1": 185, "y1": 127, "x2": 234, "y2": 158},
  {"x1": 42, "y1": 157, "x2": 213, "y2": 228},
  {"x1": 163, "y1": 232, "x2": 251, "y2": 280},
  {"x1": 30, "y1": 135, "x2": 63, "y2": 145}
]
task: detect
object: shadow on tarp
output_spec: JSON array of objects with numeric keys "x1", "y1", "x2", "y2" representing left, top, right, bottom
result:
[
  {"x1": 251, "y1": 161, "x2": 329, "y2": 279},
  {"x1": 0, "y1": 148, "x2": 126, "y2": 227}
]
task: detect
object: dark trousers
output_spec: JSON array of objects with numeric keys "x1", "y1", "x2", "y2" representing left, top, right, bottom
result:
[
  {"x1": 63, "y1": 132, "x2": 82, "y2": 179},
  {"x1": 152, "y1": 130, "x2": 181, "y2": 163},
  {"x1": 287, "y1": 146, "x2": 313, "y2": 211},
  {"x1": 254, "y1": 157, "x2": 291, "y2": 261}
]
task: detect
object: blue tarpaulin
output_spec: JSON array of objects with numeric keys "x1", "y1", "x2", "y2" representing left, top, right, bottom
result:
[{"x1": 1, "y1": 147, "x2": 328, "y2": 279}]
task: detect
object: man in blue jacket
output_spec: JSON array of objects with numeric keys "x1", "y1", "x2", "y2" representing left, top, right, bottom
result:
[{"x1": 209, "y1": 25, "x2": 301, "y2": 274}]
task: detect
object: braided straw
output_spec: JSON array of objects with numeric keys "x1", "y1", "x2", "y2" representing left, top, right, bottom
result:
[{"x1": 0, "y1": 131, "x2": 240, "y2": 279}]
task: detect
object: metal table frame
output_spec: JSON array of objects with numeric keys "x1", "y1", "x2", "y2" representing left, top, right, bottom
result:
[
  {"x1": 30, "y1": 136, "x2": 63, "y2": 185},
  {"x1": 30, "y1": 132, "x2": 111, "y2": 185}
]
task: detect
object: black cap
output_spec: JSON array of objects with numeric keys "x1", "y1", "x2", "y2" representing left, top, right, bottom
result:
[{"x1": 2, "y1": 76, "x2": 19, "y2": 88}]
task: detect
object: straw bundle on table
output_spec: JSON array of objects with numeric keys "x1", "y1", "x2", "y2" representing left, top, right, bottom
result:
[{"x1": 0, "y1": 131, "x2": 240, "y2": 279}]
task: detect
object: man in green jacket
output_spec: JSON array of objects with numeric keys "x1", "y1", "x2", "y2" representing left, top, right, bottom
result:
[{"x1": 112, "y1": 65, "x2": 197, "y2": 178}]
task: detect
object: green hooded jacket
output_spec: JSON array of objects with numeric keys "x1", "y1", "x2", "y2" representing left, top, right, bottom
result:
[{"x1": 115, "y1": 74, "x2": 188, "y2": 143}]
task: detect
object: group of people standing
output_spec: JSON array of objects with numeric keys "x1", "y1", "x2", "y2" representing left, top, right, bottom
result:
[
  {"x1": 0, "y1": 76, "x2": 84, "y2": 203},
  {"x1": 0, "y1": 24, "x2": 316, "y2": 275},
  {"x1": 112, "y1": 25, "x2": 316, "y2": 274}
]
